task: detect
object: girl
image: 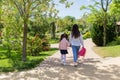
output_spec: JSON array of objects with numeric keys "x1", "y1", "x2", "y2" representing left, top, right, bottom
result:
[{"x1": 59, "y1": 33, "x2": 70, "y2": 65}]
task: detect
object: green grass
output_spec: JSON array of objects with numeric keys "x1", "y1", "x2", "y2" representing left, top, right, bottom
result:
[
  {"x1": 49, "y1": 38, "x2": 59, "y2": 44},
  {"x1": 0, "y1": 59, "x2": 12, "y2": 67},
  {"x1": 93, "y1": 45, "x2": 120, "y2": 58},
  {"x1": 0, "y1": 48, "x2": 58, "y2": 72}
]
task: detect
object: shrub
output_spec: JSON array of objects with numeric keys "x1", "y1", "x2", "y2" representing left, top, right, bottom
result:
[
  {"x1": 116, "y1": 37, "x2": 120, "y2": 44},
  {"x1": 27, "y1": 35, "x2": 42, "y2": 56},
  {"x1": 91, "y1": 23, "x2": 117, "y2": 46},
  {"x1": 106, "y1": 24, "x2": 116, "y2": 43},
  {"x1": 107, "y1": 37, "x2": 120, "y2": 46},
  {"x1": 41, "y1": 38, "x2": 50, "y2": 51},
  {"x1": 91, "y1": 24, "x2": 103, "y2": 46},
  {"x1": 27, "y1": 34, "x2": 50, "y2": 56},
  {"x1": 83, "y1": 31, "x2": 91, "y2": 39}
]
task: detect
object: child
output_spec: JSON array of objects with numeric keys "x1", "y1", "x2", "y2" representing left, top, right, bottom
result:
[{"x1": 59, "y1": 33, "x2": 70, "y2": 65}]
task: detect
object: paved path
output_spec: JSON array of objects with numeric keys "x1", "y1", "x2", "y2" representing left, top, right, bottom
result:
[{"x1": 0, "y1": 38, "x2": 120, "y2": 80}]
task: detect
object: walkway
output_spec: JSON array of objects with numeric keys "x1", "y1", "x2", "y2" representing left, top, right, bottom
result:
[{"x1": 0, "y1": 39, "x2": 120, "y2": 80}]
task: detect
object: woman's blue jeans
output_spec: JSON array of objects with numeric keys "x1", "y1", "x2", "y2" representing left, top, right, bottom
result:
[{"x1": 71, "y1": 45, "x2": 80, "y2": 62}]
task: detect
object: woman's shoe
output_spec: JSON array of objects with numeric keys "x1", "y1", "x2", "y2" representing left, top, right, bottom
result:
[{"x1": 74, "y1": 62, "x2": 78, "y2": 67}]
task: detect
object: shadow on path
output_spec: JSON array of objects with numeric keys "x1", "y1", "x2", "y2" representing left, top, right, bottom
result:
[
  {"x1": 0, "y1": 38, "x2": 120, "y2": 80},
  {"x1": 1, "y1": 55, "x2": 120, "y2": 80}
]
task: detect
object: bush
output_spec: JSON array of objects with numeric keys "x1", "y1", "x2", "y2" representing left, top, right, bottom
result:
[
  {"x1": 27, "y1": 35, "x2": 42, "y2": 56},
  {"x1": 91, "y1": 23, "x2": 117, "y2": 46},
  {"x1": 116, "y1": 37, "x2": 120, "y2": 44},
  {"x1": 107, "y1": 37, "x2": 120, "y2": 46},
  {"x1": 41, "y1": 38, "x2": 50, "y2": 51},
  {"x1": 91, "y1": 24, "x2": 103, "y2": 46},
  {"x1": 83, "y1": 31, "x2": 91, "y2": 39},
  {"x1": 27, "y1": 34, "x2": 50, "y2": 56},
  {"x1": 106, "y1": 24, "x2": 116, "y2": 43}
]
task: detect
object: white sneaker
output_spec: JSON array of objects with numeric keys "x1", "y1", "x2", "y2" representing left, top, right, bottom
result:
[
  {"x1": 63, "y1": 63, "x2": 66, "y2": 66},
  {"x1": 74, "y1": 62, "x2": 78, "y2": 67}
]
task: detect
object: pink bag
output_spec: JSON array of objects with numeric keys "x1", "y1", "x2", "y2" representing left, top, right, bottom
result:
[{"x1": 78, "y1": 47, "x2": 86, "y2": 57}]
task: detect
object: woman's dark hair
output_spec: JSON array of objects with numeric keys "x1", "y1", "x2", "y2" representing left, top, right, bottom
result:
[
  {"x1": 60, "y1": 33, "x2": 68, "y2": 41},
  {"x1": 71, "y1": 24, "x2": 80, "y2": 38}
]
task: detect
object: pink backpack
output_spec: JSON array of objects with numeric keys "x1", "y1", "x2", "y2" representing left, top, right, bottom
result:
[{"x1": 78, "y1": 47, "x2": 86, "y2": 57}]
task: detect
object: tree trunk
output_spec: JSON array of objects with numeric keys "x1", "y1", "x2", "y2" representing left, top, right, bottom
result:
[
  {"x1": 103, "y1": 23, "x2": 106, "y2": 46},
  {"x1": 22, "y1": 19, "x2": 28, "y2": 61},
  {"x1": 103, "y1": 13, "x2": 107, "y2": 46},
  {"x1": 51, "y1": 22, "x2": 56, "y2": 39}
]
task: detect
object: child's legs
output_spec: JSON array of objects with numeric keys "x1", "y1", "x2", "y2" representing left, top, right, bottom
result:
[
  {"x1": 61, "y1": 54, "x2": 66, "y2": 62},
  {"x1": 63, "y1": 54, "x2": 66, "y2": 63},
  {"x1": 61, "y1": 54, "x2": 64, "y2": 63}
]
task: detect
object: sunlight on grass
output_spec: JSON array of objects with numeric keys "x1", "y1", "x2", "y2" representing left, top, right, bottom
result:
[
  {"x1": 0, "y1": 48, "x2": 58, "y2": 72},
  {"x1": 0, "y1": 59, "x2": 12, "y2": 67},
  {"x1": 93, "y1": 45, "x2": 120, "y2": 58}
]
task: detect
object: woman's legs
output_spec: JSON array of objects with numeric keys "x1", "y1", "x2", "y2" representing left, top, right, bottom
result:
[{"x1": 72, "y1": 46, "x2": 80, "y2": 66}]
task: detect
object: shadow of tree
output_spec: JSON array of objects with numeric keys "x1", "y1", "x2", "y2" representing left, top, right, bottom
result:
[
  {"x1": 37, "y1": 57, "x2": 120, "y2": 80},
  {"x1": 1, "y1": 57, "x2": 119, "y2": 80}
]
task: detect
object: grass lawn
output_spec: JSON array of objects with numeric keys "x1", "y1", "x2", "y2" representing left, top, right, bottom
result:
[
  {"x1": 49, "y1": 38, "x2": 59, "y2": 44},
  {"x1": 93, "y1": 45, "x2": 120, "y2": 58},
  {"x1": 0, "y1": 48, "x2": 58, "y2": 72}
]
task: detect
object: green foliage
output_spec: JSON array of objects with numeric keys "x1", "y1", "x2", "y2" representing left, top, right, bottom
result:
[
  {"x1": 49, "y1": 38, "x2": 59, "y2": 44},
  {"x1": 0, "y1": 23, "x2": 3, "y2": 31},
  {"x1": 59, "y1": 0, "x2": 73, "y2": 8},
  {"x1": 50, "y1": 22, "x2": 56, "y2": 39},
  {"x1": 2, "y1": 41, "x2": 12, "y2": 58},
  {"x1": 27, "y1": 34, "x2": 50, "y2": 56},
  {"x1": 41, "y1": 38, "x2": 50, "y2": 51},
  {"x1": 107, "y1": 37, "x2": 120, "y2": 46},
  {"x1": 57, "y1": 16, "x2": 75, "y2": 33},
  {"x1": 29, "y1": 18, "x2": 49, "y2": 37},
  {"x1": 110, "y1": 1, "x2": 120, "y2": 19},
  {"x1": 116, "y1": 37, "x2": 120, "y2": 44},
  {"x1": 91, "y1": 24, "x2": 103, "y2": 46},
  {"x1": 0, "y1": 47, "x2": 58, "y2": 72},
  {"x1": 1, "y1": 1, "x2": 22, "y2": 57},
  {"x1": 106, "y1": 23, "x2": 116, "y2": 43},
  {"x1": 83, "y1": 31, "x2": 91, "y2": 39},
  {"x1": 27, "y1": 35, "x2": 42, "y2": 56},
  {"x1": 91, "y1": 22, "x2": 117, "y2": 46}
]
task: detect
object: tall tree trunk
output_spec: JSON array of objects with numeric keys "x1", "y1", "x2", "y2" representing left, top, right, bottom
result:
[
  {"x1": 22, "y1": 19, "x2": 28, "y2": 61},
  {"x1": 51, "y1": 22, "x2": 56, "y2": 39},
  {"x1": 101, "y1": 0, "x2": 112, "y2": 46},
  {"x1": 103, "y1": 21, "x2": 107, "y2": 46}
]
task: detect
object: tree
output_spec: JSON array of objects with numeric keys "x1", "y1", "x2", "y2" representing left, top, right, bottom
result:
[
  {"x1": 48, "y1": 2, "x2": 58, "y2": 39},
  {"x1": 110, "y1": 0, "x2": 120, "y2": 20},
  {"x1": 49, "y1": 1, "x2": 73, "y2": 39},
  {"x1": 80, "y1": 0, "x2": 112, "y2": 46},
  {"x1": 10, "y1": 0, "x2": 52, "y2": 61},
  {"x1": 9, "y1": 0, "x2": 72, "y2": 61},
  {"x1": 110, "y1": 0, "x2": 120, "y2": 37},
  {"x1": 101, "y1": 0, "x2": 112, "y2": 46}
]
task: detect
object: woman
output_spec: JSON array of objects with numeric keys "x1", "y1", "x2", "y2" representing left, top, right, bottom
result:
[{"x1": 69, "y1": 24, "x2": 84, "y2": 67}]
